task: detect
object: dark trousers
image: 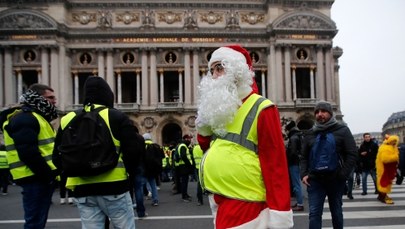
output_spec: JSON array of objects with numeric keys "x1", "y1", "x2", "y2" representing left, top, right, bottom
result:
[{"x1": 20, "y1": 181, "x2": 55, "y2": 229}]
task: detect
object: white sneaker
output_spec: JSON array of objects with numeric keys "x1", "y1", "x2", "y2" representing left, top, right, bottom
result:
[
  {"x1": 68, "y1": 197, "x2": 74, "y2": 204},
  {"x1": 60, "y1": 198, "x2": 66, "y2": 205}
]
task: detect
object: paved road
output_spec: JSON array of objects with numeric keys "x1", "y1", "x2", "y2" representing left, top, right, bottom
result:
[{"x1": 0, "y1": 179, "x2": 404, "y2": 228}]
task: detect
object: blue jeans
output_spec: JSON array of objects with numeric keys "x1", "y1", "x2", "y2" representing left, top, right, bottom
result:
[
  {"x1": 75, "y1": 192, "x2": 135, "y2": 229},
  {"x1": 146, "y1": 176, "x2": 159, "y2": 204},
  {"x1": 307, "y1": 178, "x2": 345, "y2": 229},
  {"x1": 20, "y1": 181, "x2": 55, "y2": 229},
  {"x1": 289, "y1": 165, "x2": 303, "y2": 205},
  {"x1": 134, "y1": 173, "x2": 147, "y2": 217},
  {"x1": 362, "y1": 169, "x2": 377, "y2": 194}
]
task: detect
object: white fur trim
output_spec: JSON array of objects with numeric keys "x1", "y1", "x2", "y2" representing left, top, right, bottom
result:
[
  {"x1": 228, "y1": 208, "x2": 293, "y2": 229},
  {"x1": 209, "y1": 47, "x2": 246, "y2": 69}
]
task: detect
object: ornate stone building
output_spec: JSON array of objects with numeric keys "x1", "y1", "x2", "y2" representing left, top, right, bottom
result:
[
  {"x1": 382, "y1": 111, "x2": 405, "y2": 144},
  {"x1": 0, "y1": 0, "x2": 342, "y2": 145}
]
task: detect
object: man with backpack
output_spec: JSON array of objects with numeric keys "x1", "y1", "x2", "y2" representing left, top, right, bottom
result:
[
  {"x1": 300, "y1": 101, "x2": 358, "y2": 229},
  {"x1": 52, "y1": 76, "x2": 144, "y2": 229}
]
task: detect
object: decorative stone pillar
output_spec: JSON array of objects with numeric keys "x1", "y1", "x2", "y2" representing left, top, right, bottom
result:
[
  {"x1": 141, "y1": 49, "x2": 148, "y2": 106},
  {"x1": 98, "y1": 49, "x2": 105, "y2": 79},
  {"x1": 261, "y1": 68, "x2": 266, "y2": 97},
  {"x1": 178, "y1": 68, "x2": 184, "y2": 103},
  {"x1": 275, "y1": 45, "x2": 283, "y2": 102},
  {"x1": 50, "y1": 46, "x2": 59, "y2": 99},
  {"x1": 4, "y1": 48, "x2": 14, "y2": 105},
  {"x1": 41, "y1": 47, "x2": 49, "y2": 85},
  {"x1": 16, "y1": 68, "x2": 22, "y2": 100},
  {"x1": 72, "y1": 70, "x2": 79, "y2": 105},
  {"x1": 116, "y1": 69, "x2": 122, "y2": 104},
  {"x1": 58, "y1": 43, "x2": 67, "y2": 110},
  {"x1": 269, "y1": 44, "x2": 277, "y2": 102},
  {"x1": 325, "y1": 48, "x2": 333, "y2": 101},
  {"x1": 158, "y1": 68, "x2": 164, "y2": 103},
  {"x1": 37, "y1": 68, "x2": 42, "y2": 84},
  {"x1": 184, "y1": 48, "x2": 191, "y2": 105},
  {"x1": 310, "y1": 65, "x2": 315, "y2": 99},
  {"x1": 291, "y1": 65, "x2": 297, "y2": 100},
  {"x1": 135, "y1": 68, "x2": 141, "y2": 104},
  {"x1": 150, "y1": 49, "x2": 158, "y2": 106},
  {"x1": 192, "y1": 48, "x2": 200, "y2": 105},
  {"x1": 284, "y1": 46, "x2": 292, "y2": 102},
  {"x1": 106, "y1": 50, "x2": 114, "y2": 95},
  {"x1": 316, "y1": 45, "x2": 325, "y2": 100}
]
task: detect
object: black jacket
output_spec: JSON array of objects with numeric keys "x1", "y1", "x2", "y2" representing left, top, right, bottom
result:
[
  {"x1": 0, "y1": 106, "x2": 58, "y2": 184},
  {"x1": 300, "y1": 122, "x2": 358, "y2": 181},
  {"x1": 52, "y1": 76, "x2": 145, "y2": 197},
  {"x1": 358, "y1": 140, "x2": 378, "y2": 171},
  {"x1": 286, "y1": 127, "x2": 302, "y2": 166}
]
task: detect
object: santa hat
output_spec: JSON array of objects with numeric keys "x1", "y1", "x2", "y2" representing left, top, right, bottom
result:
[{"x1": 208, "y1": 45, "x2": 258, "y2": 93}]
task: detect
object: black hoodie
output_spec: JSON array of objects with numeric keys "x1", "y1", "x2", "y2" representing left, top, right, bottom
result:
[{"x1": 52, "y1": 76, "x2": 145, "y2": 197}]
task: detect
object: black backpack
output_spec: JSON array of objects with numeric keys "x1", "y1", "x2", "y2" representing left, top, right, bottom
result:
[{"x1": 58, "y1": 106, "x2": 118, "y2": 177}]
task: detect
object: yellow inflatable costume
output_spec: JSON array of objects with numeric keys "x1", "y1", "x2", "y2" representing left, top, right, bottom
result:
[{"x1": 376, "y1": 135, "x2": 399, "y2": 204}]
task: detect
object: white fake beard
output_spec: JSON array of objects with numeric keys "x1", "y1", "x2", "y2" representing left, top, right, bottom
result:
[{"x1": 196, "y1": 73, "x2": 241, "y2": 137}]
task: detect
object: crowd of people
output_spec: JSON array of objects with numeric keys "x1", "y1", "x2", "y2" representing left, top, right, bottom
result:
[{"x1": 0, "y1": 44, "x2": 404, "y2": 229}]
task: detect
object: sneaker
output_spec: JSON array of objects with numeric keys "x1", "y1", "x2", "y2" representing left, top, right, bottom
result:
[
  {"x1": 68, "y1": 197, "x2": 74, "y2": 204},
  {"x1": 60, "y1": 198, "x2": 66, "y2": 205},
  {"x1": 1, "y1": 192, "x2": 8, "y2": 196},
  {"x1": 361, "y1": 192, "x2": 367, "y2": 196},
  {"x1": 197, "y1": 201, "x2": 203, "y2": 206},
  {"x1": 182, "y1": 196, "x2": 192, "y2": 202},
  {"x1": 347, "y1": 194, "x2": 354, "y2": 199},
  {"x1": 152, "y1": 202, "x2": 159, "y2": 206},
  {"x1": 138, "y1": 213, "x2": 148, "y2": 220},
  {"x1": 292, "y1": 205, "x2": 304, "y2": 211},
  {"x1": 147, "y1": 192, "x2": 152, "y2": 200}
]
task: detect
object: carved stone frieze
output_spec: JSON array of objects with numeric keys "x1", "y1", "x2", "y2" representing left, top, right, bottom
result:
[
  {"x1": 72, "y1": 11, "x2": 96, "y2": 25},
  {"x1": 116, "y1": 11, "x2": 139, "y2": 25},
  {"x1": 0, "y1": 12, "x2": 55, "y2": 29},
  {"x1": 201, "y1": 11, "x2": 222, "y2": 24},
  {"x1": 157, "y1": 11, "x2": 181, "y2": 24},
  {"x1": 141, "y1": 9, "x2": 155, "y2": 29},
  {"x1": 225, "y1": 10, "x2": 240, "y2": 30},
  {"x1": 241, "y1": 12, "x2": 265, "y2": 25},
  {"x1": 276, "y1": 14, "x2": 334, "y2": 30},
  {"x1": 183, "y1": 9, "x2": 198, "y2": 30},
  {"x1": 98, "y1": 10, "x2": 112, "y2": 29}
]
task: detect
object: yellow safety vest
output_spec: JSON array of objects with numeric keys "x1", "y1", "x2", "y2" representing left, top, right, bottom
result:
[
  {"x1": 0, "y1": 151, "x2": 9, "y2": 169},
  {"x1": 174, "y1": 143, "x2": 192, "y2": 167},
  {"x1": 2, "y1": 110, "x2": 56, "y2": 180},
  {"x1": 61, "y1": 105, "x2": 127, "y2": 191},
  {"x1": 200, "y1": 94, "x2": 273, "y2": 201},
  {"x1": 193, "y1": 145, "x2": 203, "y2": 169}
]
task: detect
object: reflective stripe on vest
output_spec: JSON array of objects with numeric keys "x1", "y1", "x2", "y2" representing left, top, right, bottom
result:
[
  {"x1": 174, "y1": 143, "x2": 191, "y2": 167},
  {"x1": 61, "y1": 105, "x2": 127, "y2": 191},
  {"x1": 193, "y1": 145, "x2": 203, "y2": 169},
  {"x1": 200, "y1": 94, "x2": 273, "y2": 201},
  {"x1": 0, "y1": 151, "x2": 8, "y2": 169},
  {"x1": 2, "y1": 110, "x2": 56, "y2": 180}
]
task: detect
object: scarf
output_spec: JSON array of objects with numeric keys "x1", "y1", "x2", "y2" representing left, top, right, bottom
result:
[
  {"x1": 312, "y1": 116, "x2": 339, "y2": 132},
  {"x1": 20, "y1": 89, "x2": 58, "y2": 122}
]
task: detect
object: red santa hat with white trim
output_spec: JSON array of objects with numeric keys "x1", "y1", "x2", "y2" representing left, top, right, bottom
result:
[{"x1": 208, "y1": 45, "x2": 259, "y2": 93}]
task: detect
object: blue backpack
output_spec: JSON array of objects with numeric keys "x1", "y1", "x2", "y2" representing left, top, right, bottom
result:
[{"x1": 309, "y1": 132, "x2": 338, "y2": 172}]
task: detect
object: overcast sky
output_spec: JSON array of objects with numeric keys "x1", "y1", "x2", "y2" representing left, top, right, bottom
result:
[{"x1": 331, "y1": 0, "x2": 405, "y2": 135}]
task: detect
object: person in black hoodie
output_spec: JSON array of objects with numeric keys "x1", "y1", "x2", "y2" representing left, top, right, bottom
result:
[
  {"x1": 52, "y1": 76, "x2": 144, "y2": 229},
  {"x1": 0, "y1": 83, "x2": 58, "y2": 229},
  {"x1": 358, "y1": 133, "x2": 378, "y2": 195},
  {"x1": 285, "y1": 120, "x2": 304, "y2": 211}
]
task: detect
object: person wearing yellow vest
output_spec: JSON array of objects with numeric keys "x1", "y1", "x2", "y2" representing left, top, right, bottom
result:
[
  {"x1": 0, "y1": 144, "x2": 10, "y2": 195},
  {"x1": 192, "y1": 144, "x2": 204, "y2": 205},
  {"x1": 0, "y1": 83, "x2": 58, "y2": 229},
  {"x1": 52, "y1": 76, "x2": 144, "y2": 229},
  {"x1": 174, "y1": 134, "x2": 194, "y2": 202},
  {"x1": 196, "y1": 45, "x2": 293, "y2": 229}
]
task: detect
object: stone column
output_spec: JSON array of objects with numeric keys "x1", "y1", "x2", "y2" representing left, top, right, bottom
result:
[
  {"x1": 106, "y1": 50, "x2": 114, "y2": 96},
  {"x1": 159, "y1": 69, "x2": 164, "y2": 103},
  {"x1": 178, "y1": 69, "x2": 184, "y2": 103},
  {"x1": 98, "y1": 50, "x2": 105, "y2": 79},
  {"x1": 310, "y1": 65, "x2": 315, "y2": 99},
  {"x1": 261, "y1": 69, "x2": 266, "y2": 97},
  {"x1": 41, "y1": 47, "x2": 49, "y2": 85},
  {"x1": 37, "y1": 69, "x2": 42, "y2": 84},
  {"x1": 4, "y1": 48, "x2": 14, "y2": 105},
  {"x1": 16, "y1": 68, "x2": 22, "y2": 100},
  {"x1": 184, "y1": 48, "x2": 191, "y2": 105},
  {"x1": 136, "y1": 68, "x2": 141, "y2": 104},
  {"x1": 284, "y1": 46, "x2": 292, "y2": 102},
  {"x1": 116, "y1": 70, "x2": 122, "y2": 104},
  {"x1": 50, "y1": 47, "x2": 59, "y2": 98},
  {"x1": 275, "y1": 45, "x2": 283, "y2": 102},
  {"x1": 268, "y1": 45, "x2": 276, "y2": 101},
  {"x1": 325, "y1": 48, "x2": 333, "y2": 101},
  {"x1": 141, "y1": 49, "x2": 148, "y2": 106},
  {"x1": 192, "y1": 49, "x2": 200, "y2": 105},
  {"x1": 291, "y1": 65, "x2": 297, "y2": 100},
  {"x1": 72, "y1": 71, "x2": 79, "y2": 105},
  {"x1": 58, "y1": 43, "x2": 67, "y2": 110},
  {"x1": 150, "y1": 49, "x2": 158, "y2": 106},
  {"x1": 316, "y1": 46, "x2": 325, "y2": 100}
]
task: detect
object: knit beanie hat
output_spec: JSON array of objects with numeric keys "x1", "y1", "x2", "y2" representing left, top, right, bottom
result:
[
  {"x1": 314, "y1": 101, "x2": 333, "y2": 115},
  {"x1": 208, "y1": 45, "x2": 258, "y2": 93}
]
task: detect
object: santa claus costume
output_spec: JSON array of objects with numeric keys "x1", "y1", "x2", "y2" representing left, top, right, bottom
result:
[
  {"x1": 196, "y1": 45, "x2": 293, "y2": 229},
  {"x1": 376, "y1": 135, "x2": 400, "y2": 204}
]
